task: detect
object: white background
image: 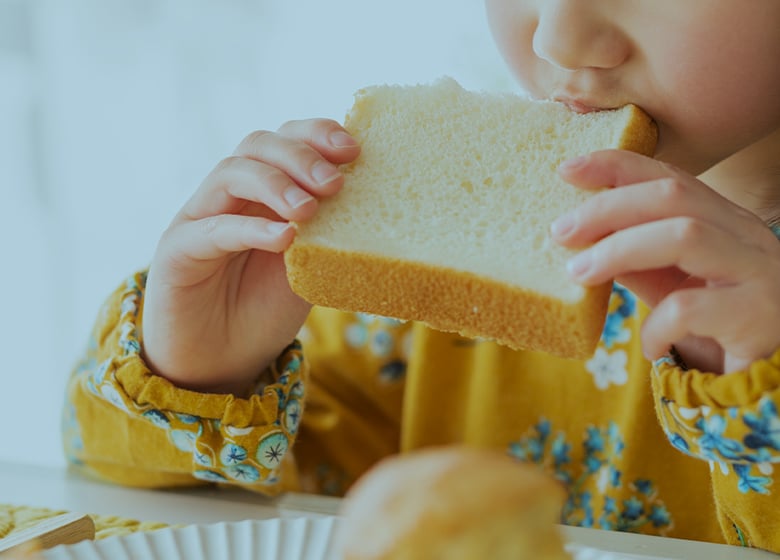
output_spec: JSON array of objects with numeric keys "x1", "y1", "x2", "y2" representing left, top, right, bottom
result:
[{"x1": 0, "y1": 0, "x2": 515, "y2": 467}]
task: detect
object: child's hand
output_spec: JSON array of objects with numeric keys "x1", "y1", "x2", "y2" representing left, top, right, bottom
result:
[
  {"x1": 141, "y1": 119, "x2": 360, "y2": 393},
  {"x1": 552, "y1": 150, "x2": 780, "y2": 374}
]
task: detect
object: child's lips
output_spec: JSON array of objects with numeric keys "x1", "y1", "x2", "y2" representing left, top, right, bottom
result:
[{"x1": 553, "y1": 96, "x2": 612, "y2": 114}]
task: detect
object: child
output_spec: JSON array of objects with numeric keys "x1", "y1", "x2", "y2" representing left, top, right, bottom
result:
[{"x1": 64, "y1": 0, "x2": 780, "y2": 551}]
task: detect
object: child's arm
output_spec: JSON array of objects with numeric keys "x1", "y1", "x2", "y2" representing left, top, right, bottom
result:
[
  {"x1": 63, "y1": 270, "x2": 307, "y2": 491},
  {"x1": 64, "y1": 273, "x2": 409, "y2": 494},
  {"x1": 63, "y1": 119, "x2": 382, "y2": 491}
]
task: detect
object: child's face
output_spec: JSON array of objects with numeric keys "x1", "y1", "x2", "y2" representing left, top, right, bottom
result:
[{"x1": 485, "y1": 0, "x2": 780, "y2": 174}]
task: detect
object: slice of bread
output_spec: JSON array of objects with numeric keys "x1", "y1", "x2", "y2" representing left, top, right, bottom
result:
[{"x1": 285, "y1": 77, "x2": 657, "y2": 359}]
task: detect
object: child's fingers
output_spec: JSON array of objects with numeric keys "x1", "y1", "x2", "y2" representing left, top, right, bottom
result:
[
  {"x1": 160, "y1": 214, "x2": 295, "y2": 265},
  {"x1": 180, "y1": 157, "x2": 318, "y2": 223},
  {"x1": 554, "y1": 150, "x2": 770, "y2": 249},
  {"x1": 615, "y1": 268, "x2": 693, "y2": 309},
  {"x1": 566, "y1": 216, "x2": 763, "y2": 287},
  {"x1": 233, "y1": 129, "x2": 347, "y2": 199},
  {"x1": 276, "y1": 118, "x2": 361, "y2": 163},
  {"x1": 641, "y1": 283, "x2": 776, "y2": 370},
  {"x1": 551, "y1": 176, "x2": 759, "y2": 249},
  {"x1": 558, "y1": 148, "x2": 676, "y2": 190}
]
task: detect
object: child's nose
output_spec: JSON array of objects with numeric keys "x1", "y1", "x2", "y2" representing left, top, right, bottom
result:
[{"x1": 532, "y1": 1, "x2": 629, "y2": 71}]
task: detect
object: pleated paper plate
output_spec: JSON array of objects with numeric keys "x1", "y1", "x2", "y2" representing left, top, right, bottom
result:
[
  {"x1": 42, "y1": 517, "x2": 341, "y2": 560},
  {"x1": 40, "y1": 516, "x2": 723, "y2": 560}
]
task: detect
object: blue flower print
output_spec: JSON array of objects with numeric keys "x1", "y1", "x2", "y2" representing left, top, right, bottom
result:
[
  {"x1": 225, "y1": 464, "x2": 260, "y2": 483},
  {"x1": 696, "y1": 415, "x2": 744, "y2": 462},
  {"x1": 175, "y1": 413, "x2": 200, "y2": 424},
  {"x1": 371, "y1": 330, "x2": 394, "y2": 357},
  {"x1": 194, "y1": 450, "x2": 213, "y2": 467},
  {"x1": 256, "y1": 431, "x2": 288, "y2": 469},
  {"x1": 668, "y1": 433, "x2": 690, "y2": 454},
  {"x1": 170, "y1": 429, "x2": 197, "y2": 452},
  {"x1": 142, "y1": 409, "x2": 170, "y2": 429},
  {"x1": 290, "y1": 381, "x2": 305, "y2": 399},
  {"x1": 551, "y1": 433, "x2": 571, "y2": 468},
  {"x1": 98, "y1": 384, "x2": 129, "y2": 412},
  {"x1": 194, "y1": 470, "x2": 228, "y2": 483},
  {"x1": 584, "y1": 426, "x2": 605, "y2": 454},
  {"x1": 509, "y1": 419, "x2": 550, "y2": 463},
  {"x1": 634, "y1": 479, "x2": 653, "y2": 496},
  {"x1": 609, "y1": 466, "x2": 622, "y2": 488},
  {"x1": 345, "y1": 313, "x2": 401, "y2": 350},
  {"x1": 612, "y1": 284, "x2": 636, "y2": 318},
  {"x1": 584, "y1": 455, "x2": 603, "y2": 475},
  {"x1": 622, "y1": 496, "x2": 644, "y2": 521},
  {"x1": 118, "y1": 321, "x2": 141, "y2": 355},
  {"x1": 536, "y1": 418, "x2": 552, "y2": 440},
  {"x1": 733, "y1": 464, "x2": 772, "y2": 495},
  {"x1": 345, "y1": 322, "x2": 368, "y2": 347},
  {"x1": 743, "y1": 398, "x2": 780, "y2": 451},
  {"x1": 608, "y1": 422, "x2": 624, "y2": 455},
  {"x1": 600, "y1": 284, "x2": 636, "y2": 348},
  {"x1": 273, "y1": 387, "x2": 287, "y2": 413},
  {"x1": 601, "y1": 314, "x2": 631, "y2": 349},
  {"x1": 220, "y1": 443, "x2": 248, "y2": 466},
  {"x1": 603, "y1": 497, "x2": 617, "y2": 515},
  {"x1": 286, "y1": 355, "x2": 301, "y2": 374},
  {"x1": 648, "y1": 505, "x2": 671, "y2": 528},
  {"x1": 284, "y1": 399, "x2": 302, "y2": 434},
  {"x1": 508, "y1": 420, "x2": 673, "y2": 535},
  {"x1": 579, "y1": 492, "x2": 594, "y2": 527},
  {"x1": 91, "y1": 358, "x2": 113, "y2": 386},
  {"x1": 379, "y1": 360, "x2": 406, "y2": 383},
  {"x1": 658, "y1": 398, "x2": 777, "y2": 495}
]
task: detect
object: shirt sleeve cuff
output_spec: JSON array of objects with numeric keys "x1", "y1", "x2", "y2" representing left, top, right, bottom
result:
[
  {"x1": 651, "y1": 347, "x2": 780, "y2": 466},
  {"x1": 82, "y1": 271, "x2": 307, "y2": 489}
]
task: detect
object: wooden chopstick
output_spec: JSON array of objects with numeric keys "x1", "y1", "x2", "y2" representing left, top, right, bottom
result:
[{"x1": 0, "y1": 512, "x2": 95, "y2": 553}]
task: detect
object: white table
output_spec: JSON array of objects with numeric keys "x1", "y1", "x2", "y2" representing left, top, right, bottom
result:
[
  {"x1": 0, "y1": 461, "x2": 339, "y2": 525},
  {"x1": 0, "y1": 461, "x2": 777, "y2": 559}
]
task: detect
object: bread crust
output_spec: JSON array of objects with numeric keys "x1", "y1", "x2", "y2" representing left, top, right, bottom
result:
[
  {"x1": 286, "y1": 244, "x2": 613, "y2": 359},
  {"x1": 618, "y1": 104, "x2": 658, "y2": 157}
]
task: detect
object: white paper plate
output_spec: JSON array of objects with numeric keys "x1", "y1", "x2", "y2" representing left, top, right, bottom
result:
[
  {"x1": 40, "y1": 516, "x2": 678, "y2": 560},
  {"x1": 42, "y1": 517, "x2": 340, "y2": 560}
]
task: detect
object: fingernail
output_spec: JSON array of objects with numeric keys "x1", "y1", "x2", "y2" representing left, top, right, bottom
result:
[
  {"x1": 550, "y1": 212, "x2": 575, "y2": 238},
  {"x1": 284, "y1": 187, "x2": 314, "y2": 209},
  {"x1": 311, "y1": 161, "x2": 341, "y2": 186},
  {"x1": 267, "y1": 222, "x2": 292, "y2": 236},
  {"x1": 558, "y1": 155, "x2": 587, "y2": 172},
  {"x1": 329, "y1": 131, "x2": 357, "y2": 148},
  {"x1": 567, "y1": 251, "x2": 591, "y2": 279}
]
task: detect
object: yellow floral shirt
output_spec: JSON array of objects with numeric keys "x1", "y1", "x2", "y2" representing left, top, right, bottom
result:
[{"x1": 64, "y1": 271, "x2": 780, "y2": 552}]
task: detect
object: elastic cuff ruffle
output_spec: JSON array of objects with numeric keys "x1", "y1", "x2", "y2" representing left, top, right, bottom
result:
[
  {"x1": 81, "y1": 271, "x2": 307, "y2": 488},
  {"x1": 652, "y1": 347, "x2": 780, "y2": 410},
  {"x1": 651, "y1": 347, "x2": 780, "y2": 466}
]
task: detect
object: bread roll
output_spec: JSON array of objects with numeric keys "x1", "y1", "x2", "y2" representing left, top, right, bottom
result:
[
  {"x1": 334, "y1": 446, "x2": 570, "y2": 560},
  {"x1": 285, "y1": 77, "x2": 657, "y2": 358}
]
